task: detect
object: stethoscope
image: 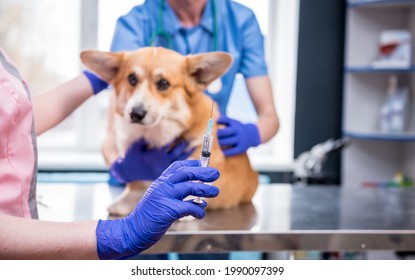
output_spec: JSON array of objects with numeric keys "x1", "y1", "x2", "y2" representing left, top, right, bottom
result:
[{"x1": 149, "y1": 0, "x2": 222, "y2": 94}]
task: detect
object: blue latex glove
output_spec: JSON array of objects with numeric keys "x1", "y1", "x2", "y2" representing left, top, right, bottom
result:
[
  {"x1": 110, "y1": 139, "x2": 194, "y2": 183},
  {"x1": 96, "y1": 160, "x2": 220, "y2": 259},
  {"x1": 83, "y1": 70, "x2": 109, "y2": 95},
  {"x1": 217, "y1": 115, "x2": 261, "y2": 157}
]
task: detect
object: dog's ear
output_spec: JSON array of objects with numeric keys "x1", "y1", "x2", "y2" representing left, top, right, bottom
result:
[
  {"x1": 80, "y1": 50, "x2": 123, "y2": 82},
  {"x1": 186, "y1": 52, "x2": 232, "y2": 91}
]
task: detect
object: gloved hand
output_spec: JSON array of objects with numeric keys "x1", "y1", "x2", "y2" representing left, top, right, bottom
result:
[
  {"x1": 83, "y1": 70, "x2": 109, "y2": 95},
  {"x1": 96, "y1": 160, "x2": 220, "y2": 259},
  {"x1": 110, "y1": 139, "x2": 194, "y2": 183},
  {"x1": 217, "y1": 115, "x2": 261, "y2": 157}
]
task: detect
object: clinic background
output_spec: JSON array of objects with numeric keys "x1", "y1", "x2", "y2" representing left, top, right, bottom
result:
[{"x1": 0, "y1": 0, "x2": 343, "y2": 184}]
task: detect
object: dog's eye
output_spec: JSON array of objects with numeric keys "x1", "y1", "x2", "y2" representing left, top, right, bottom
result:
[
  {"x1": 156, "y1": 79, "x2": 170, "y2": 91},
  {"x1": 128, "y1": 73, "x2": 138, "y2": 86}
]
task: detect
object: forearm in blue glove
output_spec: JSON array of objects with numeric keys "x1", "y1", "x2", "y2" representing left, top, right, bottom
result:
[
  {"x1": 96, "y1": 160, "x2": 220, "y2": 259},
  {"x1": 217, "y1": 115, "x2": 261, "y2": 157},
  {"x1": 110, "y1": 139, "x2": 194, "y2": 183},
  {"x1": 83, "y1": 70, "x2": 109, "y2": 95}
]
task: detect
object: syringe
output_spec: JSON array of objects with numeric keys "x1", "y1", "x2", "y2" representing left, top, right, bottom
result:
[{"x1": 194, "y1": 101, "x2": 214, "y2": 204}]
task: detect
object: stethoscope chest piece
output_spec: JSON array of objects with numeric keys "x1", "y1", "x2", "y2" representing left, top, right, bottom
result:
[{"x1": 207, "y1": 78, "x2": 222, "y2": 94}]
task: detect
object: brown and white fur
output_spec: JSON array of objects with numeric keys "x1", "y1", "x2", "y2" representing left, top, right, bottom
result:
[{"x1": 80, "y1": 47, "x2": 258, "y2": 217}]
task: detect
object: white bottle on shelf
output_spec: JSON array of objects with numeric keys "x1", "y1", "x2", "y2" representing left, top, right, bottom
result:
[
  {"x1": 380, "y1": 104, "x2": 390, "y2": 132},
  {"x1": 380, "y1": 75, "x2": 398, "y2": 133},
  {"x1": 390, "y1": 89, "x2": 407, "y2": 133}
]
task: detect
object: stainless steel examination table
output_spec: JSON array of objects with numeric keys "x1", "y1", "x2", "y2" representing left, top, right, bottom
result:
[{"x1": 37, "y1": 183, "x2": 415, "y2": 254}]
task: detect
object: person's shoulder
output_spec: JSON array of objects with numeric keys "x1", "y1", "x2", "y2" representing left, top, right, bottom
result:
[
  {"x1": 119, "y1": 4, "x2": 148, "y2": 20},
  {"x1": 222, "y1": 1, "x2": 258, "y2": 31},
  {"x1": 228, "y1": 1, "x2": 255, "y2": 21},
  {"x1": 118, "y1": 0, "x2": 160, "y2": 22}
]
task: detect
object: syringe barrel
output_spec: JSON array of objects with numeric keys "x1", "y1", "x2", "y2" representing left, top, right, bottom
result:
[
  {"x1": 199, "y1": 154, "x2": 210, "y2": 168},
  {"x1": 202, "y1": 133, "x2": 213, "y2": 153},
  {"x1": 200, "y1": 133, "x2": 212, "y2": 168}
]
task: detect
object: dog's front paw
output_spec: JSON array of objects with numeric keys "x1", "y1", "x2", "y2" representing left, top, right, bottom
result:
[{"x1": 107, "y1": 187, "x2": 145, "y2": 217}]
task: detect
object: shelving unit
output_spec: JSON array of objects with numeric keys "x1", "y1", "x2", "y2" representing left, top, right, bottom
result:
[
  {"x1": 342, "y1": 0, "x2": 415, "y2": 187},
  {"x1": 345, "y1": 66, "x2": 415, "y2": 73}
]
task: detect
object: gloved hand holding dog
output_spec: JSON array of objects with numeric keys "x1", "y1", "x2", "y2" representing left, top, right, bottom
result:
[
  {"x1": 96, "y1": 160, "x2": 220, "y2": 259},
  {"x1": 217, "y1": 115, "x2": 261, "y2": 157},
  {"x1": 110, "y1": 139, "x2": 194, "y2": 183}
]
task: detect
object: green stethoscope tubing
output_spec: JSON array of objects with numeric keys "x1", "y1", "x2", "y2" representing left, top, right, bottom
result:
[{"x1": 150, "y1": 0, "x2": 218, "y2": 51}]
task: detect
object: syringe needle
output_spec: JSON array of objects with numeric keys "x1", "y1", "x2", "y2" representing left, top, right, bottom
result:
[{"x1": 210, "y1": 99, "x2": 214, "y2": 119}]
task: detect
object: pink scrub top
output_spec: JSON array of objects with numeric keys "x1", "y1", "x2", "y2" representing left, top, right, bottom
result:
[{"x1": 0, "y1": 48, "x2": 38, "y2": 219}]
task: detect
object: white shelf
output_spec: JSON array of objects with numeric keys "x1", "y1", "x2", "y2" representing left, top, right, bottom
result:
[
  {"x1": 345, "y1": 66, "x2": 415, "y2": 72},
  {"x1": 344, "y1": 130, "x2": 415, "y2": 141},
  {"x1": 348, "y1": 0, "x2": 415, "y2": 9}
]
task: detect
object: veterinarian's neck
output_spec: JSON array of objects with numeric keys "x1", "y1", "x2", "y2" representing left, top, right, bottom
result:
[{"x1": 168, "y1": 0, "x2": 207, "y2": 27}]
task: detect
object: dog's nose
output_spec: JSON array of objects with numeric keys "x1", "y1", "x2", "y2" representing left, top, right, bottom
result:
[{"x1": 130, "y1": 106, "x2": 147, "y2": 123}]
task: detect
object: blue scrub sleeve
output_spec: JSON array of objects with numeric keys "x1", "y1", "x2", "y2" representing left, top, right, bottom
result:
[
  {"x1": 110, "y1": 7, "x2": 148, "y2": 52},
  {"x1": 239, "y1": 11, "x2": 268, "y2": 78}
]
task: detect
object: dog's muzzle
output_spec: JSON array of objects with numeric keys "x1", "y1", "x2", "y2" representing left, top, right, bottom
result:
[{"x1": 130, "y1": 106, "x2": 147, "y2": 123}]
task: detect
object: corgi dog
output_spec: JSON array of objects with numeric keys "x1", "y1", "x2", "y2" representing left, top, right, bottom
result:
[{"x1": 80, "y1": 47, "x2": 259, "y2": 217}]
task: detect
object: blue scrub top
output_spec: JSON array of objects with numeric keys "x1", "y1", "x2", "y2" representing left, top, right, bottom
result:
[{"x1": 110, "y1": 0, "x2": 268, "y2": 114}]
